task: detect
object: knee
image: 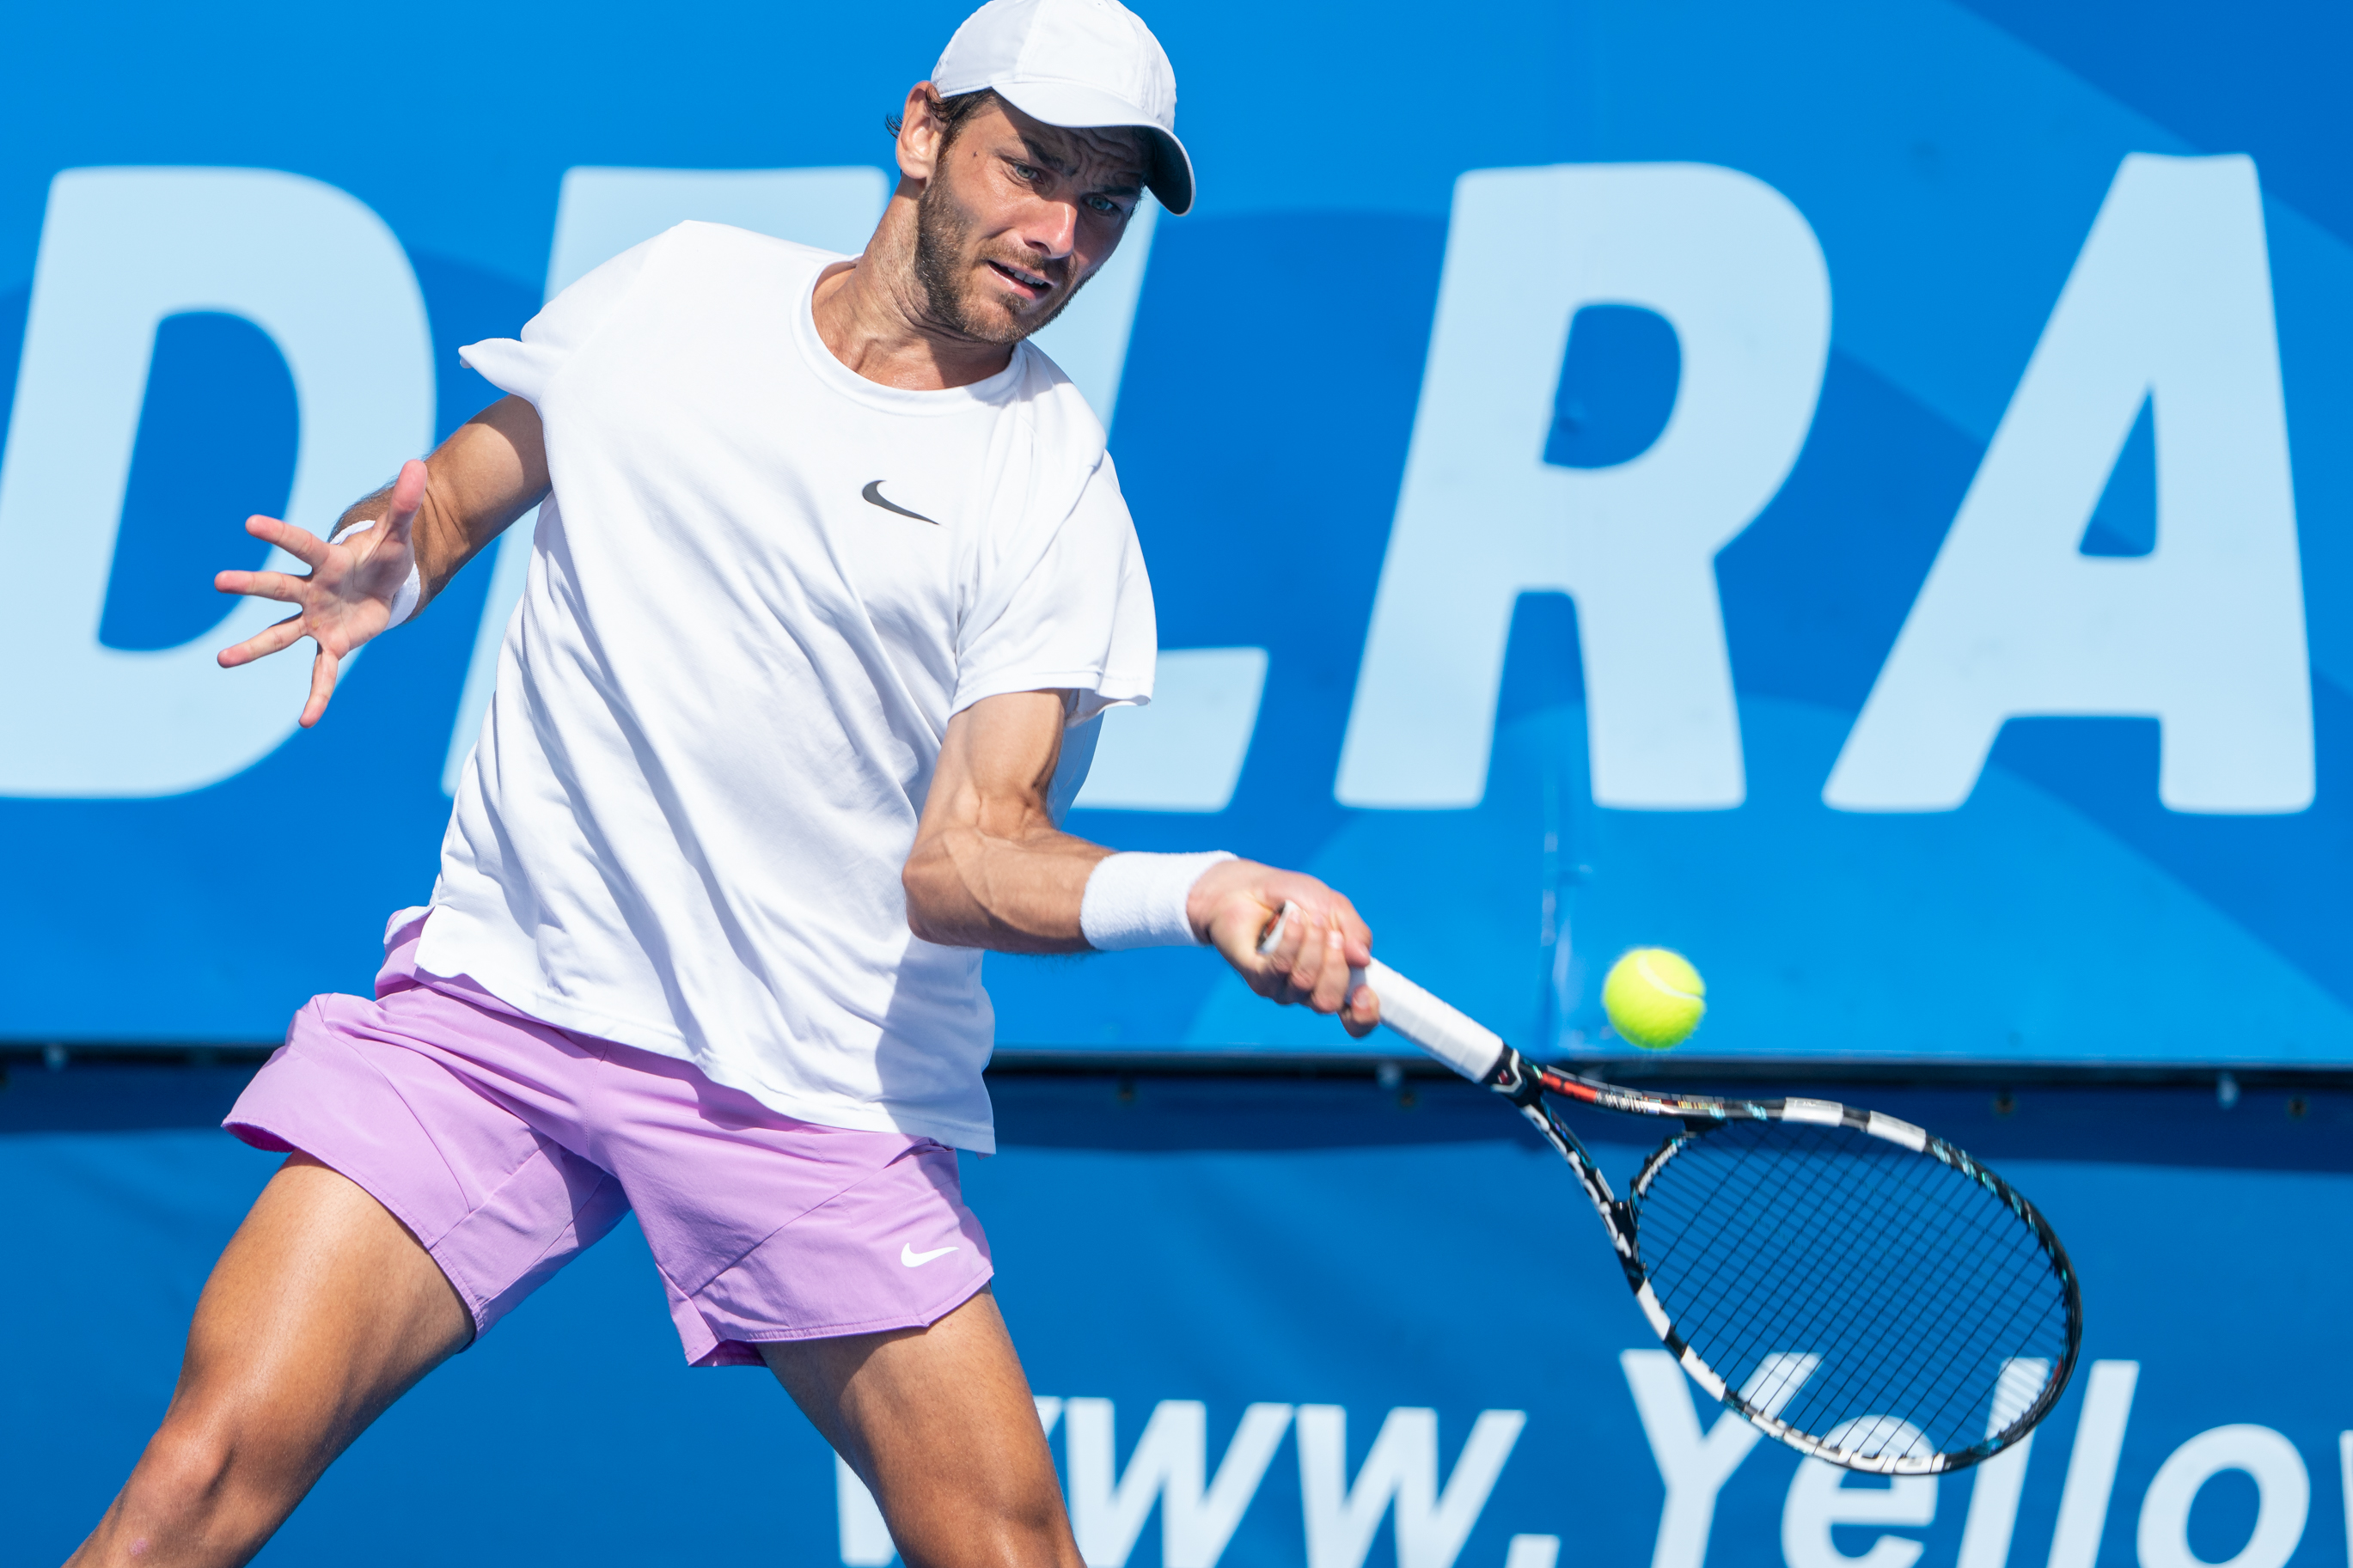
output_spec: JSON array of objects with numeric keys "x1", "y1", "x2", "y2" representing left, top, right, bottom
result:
[
  {"x1": 116, "y1": 1412, "x2": 300, "y2": 1553},
  {"x1": 125, "y1": 1419, "x2": 239, "y2": 1526},
  {"x1": 892, "y1": 1480, "x2": 1079, "y2": 1568}
]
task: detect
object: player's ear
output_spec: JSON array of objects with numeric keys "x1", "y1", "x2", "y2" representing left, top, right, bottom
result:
[{"x1": 896, "y1": 83, "x2": 949, "y2": 185}]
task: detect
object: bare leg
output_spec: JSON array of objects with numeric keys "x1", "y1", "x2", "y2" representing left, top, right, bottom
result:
[
  {"x1": 764, "y1": 1288, "x2": 1081, "y2": 1568},
  {"x1": 68, "y1": 1155, "x2": 473, "y2": 1568}
]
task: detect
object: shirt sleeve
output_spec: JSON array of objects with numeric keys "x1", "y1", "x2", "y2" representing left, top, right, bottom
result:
[
  {"x1": 456, "y1": 231, "x2": 663, "y2": 406},
  {"x1": 952, "y1": 451, "x2": 1157, "y2": 725}
]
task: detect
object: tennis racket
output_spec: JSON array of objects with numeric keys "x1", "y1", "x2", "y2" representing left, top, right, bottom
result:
[{"x1": 1263, "y1": 912, "x2": 2081, "y2": 1474}]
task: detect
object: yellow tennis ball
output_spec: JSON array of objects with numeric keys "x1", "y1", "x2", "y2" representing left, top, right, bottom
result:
[{"x1": 1603, "y1": 948, "x2": 1706, "y2": 1050}]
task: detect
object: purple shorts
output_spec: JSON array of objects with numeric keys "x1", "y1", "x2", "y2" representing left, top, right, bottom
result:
[{"x1": 224, "y1": 915, "x2": 993, "y2": 1366}]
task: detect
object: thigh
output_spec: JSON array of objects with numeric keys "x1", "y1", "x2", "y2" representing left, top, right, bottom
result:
[
  {"x1": 176, "y1": 1153, "x2": 475, "y2": 1437},
  {"x1": 763, "y1": 1288, "x2": 1079, "y2": 1568},
  {"x1": 72, "y1": 1156, "x2": 474, "y2": 1567}
]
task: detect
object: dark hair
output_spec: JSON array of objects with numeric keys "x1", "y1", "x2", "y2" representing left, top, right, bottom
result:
[{"x1": 883, "y1": 88, "x2": 1000, "y2": 146}]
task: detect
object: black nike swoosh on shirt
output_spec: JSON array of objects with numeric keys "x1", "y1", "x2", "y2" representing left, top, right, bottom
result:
[{"x1": 862, "y1": 480, "x2": 941, "y2": 526}]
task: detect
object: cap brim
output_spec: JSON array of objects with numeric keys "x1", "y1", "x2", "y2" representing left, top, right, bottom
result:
[{"x1": 992, "y1": 79, "x2": 1195, "y2": 216}]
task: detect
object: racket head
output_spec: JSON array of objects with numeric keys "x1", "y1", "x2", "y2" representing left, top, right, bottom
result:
[{"x1": 1617, "y1": 1103, "x2": 2081, "y2": 1474}]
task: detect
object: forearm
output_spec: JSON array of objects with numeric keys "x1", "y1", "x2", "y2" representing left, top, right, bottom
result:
[
  {"x1": 332, "y1": 396, "x2": 548, "y2": 614},
  {"x1": 902, "y1": 820, "x2": 1110, "y2": 952},
  {"x1": 905, "y1": 690, "x2": 1107, "y2": 950},
  {"x1": 901, "y1": 690, "x2": 1372, "y2": 1038}
]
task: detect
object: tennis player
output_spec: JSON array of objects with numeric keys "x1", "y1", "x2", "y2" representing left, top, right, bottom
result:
[{"x1": 68, "y1": 2, "x2": 1378, "y2": 1564}]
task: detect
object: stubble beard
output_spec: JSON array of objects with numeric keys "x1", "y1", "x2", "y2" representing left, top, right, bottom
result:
[{"x1": 910, "y1": 177, "x2": 1083, "y2": 346}]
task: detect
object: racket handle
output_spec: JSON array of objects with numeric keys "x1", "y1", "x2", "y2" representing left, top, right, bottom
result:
[{"x1": 1358, "y1": 959, "x2": 1508, "y2": 1083}]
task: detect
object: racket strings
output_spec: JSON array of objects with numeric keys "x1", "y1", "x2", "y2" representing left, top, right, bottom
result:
[
  {"x1": 1773, "y1": 1150, "x2": 2015, "y2": 1391},
  {"x1": 1855, "y1": 1174, "x2": 2044, "y2": 1364},
  {"x1": 1642, "y1": 1119, "x2": 1832, "y2": 1293},
  {"x1": 1662, "y1": 1138, "x2": 2058, "y2": 1457},
  {"x1": 1705, "y1": 1153, "x2": 1901, "y2": 1364},
  {"x1": 1783, "y1": 1160, "x2": 2044, "y2": 1451},
  {"x1": 1684, "y1": 1144, "x2": 1951, "y2": 1437},
  {"x1": 1665, "y1": 1150, "x2": 1968, "y2": 1453},
  {"x1": 1650, "y1": 1134, "x2": 2060, "y2": 1459},
  {"x1": 1745, "y1": 1147, "x2": 2044, "y2": 1450},
  {"x1": 1629, "y1": 1120, "x2": 2070, "y2": 1463},
  {"x1": 1904, "y1": 1211, "x2": 2069, "y2": 1443},
  {"x1": 1703, "y1": 1146, "x2": 1978, "y2": 1369},
  {"x1": 1644, "y1": 1132, "x2": 1905, "y2": 1416},
  {"x1": 1657, "y1": 1126, "x2": 1877, "y2": 1349}
]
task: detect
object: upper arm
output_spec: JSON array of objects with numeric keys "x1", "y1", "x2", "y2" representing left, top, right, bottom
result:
[
  {"x1": 915, "y1": 690, "x2": 1073, "y2": 851},
  {"x1": 444, "y1": 395, "x2": 550, "y2": 522}
]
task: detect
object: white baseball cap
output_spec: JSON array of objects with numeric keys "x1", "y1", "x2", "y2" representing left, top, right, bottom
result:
[{"x1": 932, "y1": 0, "x2": 1195, "y2": 216}]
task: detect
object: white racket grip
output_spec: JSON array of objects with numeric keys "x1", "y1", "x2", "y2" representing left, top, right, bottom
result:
[{"x1": 1360, "y1": 959, "x2": 1507, "y2": 1083}]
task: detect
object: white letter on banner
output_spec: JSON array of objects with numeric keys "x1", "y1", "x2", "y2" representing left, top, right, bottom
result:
[
  {"x1": 1066, "y1": 1399, "x2": 1293, "y2": 1568},
  {"x1": 1956, "y1": 1359, "x2": 2052, "y2": 1568},
  {"x1": 0, "y1": 168, "x2": 432, "y2": 796},
  {"x1": 1825, "y1": 155, "x2": 2309, "y2": 815},
  {"x1": 1335, "y1": 163, "x2": 1829, "y2": 810},
  {"x1": 836, "y1": 1455, "x2": 895, "y2": 1567},
  {"x1": 443, "y1": 166, "x2": 891, "y2": 794},
  {"x1": 1624, "y1": 1350, "x2": 1821, "y2": 1568},
  {"x1": 2137, "y1": 1426, "x2": 2309, "y2": 1568},
  {"x1": 1782, "y1": 1420, "x2": 1937, "y2": 1568},
  {"x1": 2046, "y1": 1361, "x2": 2140, "y2": 1568},
  {"x1": 1506, "y1": 1538, "x2": 1562, "y2": 1568},
  {"x1": 1297, "y1": 1405, "x2": 1525, "y2": 1568},
  {"x1": 2339, "y1": 1434, "x2": 2352, "y2": 1568},
  {"x1": 1074, "y1": 647, "x2": 1268, "y2": 812}
]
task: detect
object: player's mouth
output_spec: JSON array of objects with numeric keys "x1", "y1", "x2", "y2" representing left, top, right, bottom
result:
[{"x1": 984, "y1": 258, "x2": 1059, "y2": 302}]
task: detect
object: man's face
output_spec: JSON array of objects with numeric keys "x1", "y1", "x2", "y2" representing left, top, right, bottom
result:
[{"x1": 911, "y1": 95, "x2": 1149, "y2": 345}]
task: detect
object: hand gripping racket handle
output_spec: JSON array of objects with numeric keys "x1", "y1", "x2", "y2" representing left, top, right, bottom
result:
[
  {"x1": 1256, "y1": 903, "x2": 1509, "y2": 1083},
  {"x1": 1357, "y1": 959, "x2": 1510, "y2": 1083}
]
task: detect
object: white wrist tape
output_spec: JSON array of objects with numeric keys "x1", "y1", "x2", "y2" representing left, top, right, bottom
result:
[
  {"x1": 384, "y1": 561, "x2": 423, "y2": 629},
  {"x1": 1080, "y1": 851, "x2": 1234, "y2": 950}
]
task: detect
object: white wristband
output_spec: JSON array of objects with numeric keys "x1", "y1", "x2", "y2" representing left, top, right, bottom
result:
[
  {"x1": 384, "y1": 561, "x2": 423, "y2": 629},
  {"x1": 1080, "y1": 851, "x2": 1235, "y2": 950}
]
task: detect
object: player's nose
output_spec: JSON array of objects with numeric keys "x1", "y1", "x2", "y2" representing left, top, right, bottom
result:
[{"x1": 1024, "y1": 198, "x2": 1079, "y2": 260}]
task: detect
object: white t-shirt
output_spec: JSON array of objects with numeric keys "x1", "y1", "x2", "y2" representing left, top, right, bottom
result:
[{"x1": 419, "y1": 222, "x2": 1157, "y2": 1153}]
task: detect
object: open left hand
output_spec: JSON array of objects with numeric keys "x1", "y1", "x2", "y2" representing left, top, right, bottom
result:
[
  {"x1": 1187, "y1": 858, "x2": 1380, "y2": 1036},
  {"x1": 214, "y1": 460, "x2": 427, "y2": 728}
]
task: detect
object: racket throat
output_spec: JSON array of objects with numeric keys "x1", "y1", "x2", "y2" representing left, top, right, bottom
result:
[
  {"x1": 1487, "y1": 1046, "x2": 1542, "y2": 1102},
  {"x1": 1510, "y1": 1090, "x2": 1640, "y2": 1266},
  {"x1": 1611, "y1": 1218, "x2": 1651, "y2": 1291}
]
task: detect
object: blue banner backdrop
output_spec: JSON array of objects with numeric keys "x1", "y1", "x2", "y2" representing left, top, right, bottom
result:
[
  {"x1": 3, "y1": 1076, "x2": 2346, "y2": 1568},
  {"x1": 0, "y1": 0, "x2": 2350, "y2": 1063}
]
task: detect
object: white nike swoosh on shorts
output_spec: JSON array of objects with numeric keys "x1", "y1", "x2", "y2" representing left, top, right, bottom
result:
[{"x1": 901, "y1": 1242, "x2": 960, "y2": 1267}]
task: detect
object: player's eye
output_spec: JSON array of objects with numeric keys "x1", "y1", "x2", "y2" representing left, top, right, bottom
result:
[
  {"x1": 1085, "y1": 195, "x2": 1124, "y2": 217},
  {"x1": 1011, "y1": 162, "x2": 1043, "y2": 183}
]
